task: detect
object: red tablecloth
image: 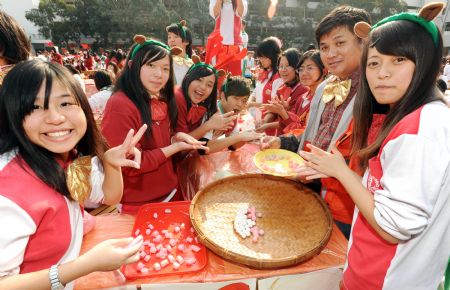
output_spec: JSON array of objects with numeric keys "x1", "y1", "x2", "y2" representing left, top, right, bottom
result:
[{"x1": 74, "y1": 214, "x2": 347, "y2": 289}]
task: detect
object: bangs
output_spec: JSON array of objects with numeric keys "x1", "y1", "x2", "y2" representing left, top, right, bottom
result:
[
  {"x1": 141, "y1": 46, "x2": 169, "y2": 66},
  {"x1": 188, "y1": 66, "x2": 216, "y2": 79},
  {"x1": 6, "y1": 60, "x2": 81, "y2": 119},
  {"x1": 167, "y1": 26, "x2": 184, "y2": 40},
  {"x1": 369, "y1": 21, "x2": 418, "y2": 62},
  {"x1": 41, "y1": 65, "x2": 83, "y2": 110},
  {"x1": 281, "y1": 49, "x2": 301, "y2": 68}
]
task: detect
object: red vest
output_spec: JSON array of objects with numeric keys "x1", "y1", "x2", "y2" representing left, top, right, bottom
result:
[
  {"x1": 0, "y1": 155, "x2": 71, "y2": 273},
  {"x1": 214, "y1": 15, "x2": 243, "y2": 46},
  {"x1": 320, "y1": 114, "x2": 385, "y2": 224}
]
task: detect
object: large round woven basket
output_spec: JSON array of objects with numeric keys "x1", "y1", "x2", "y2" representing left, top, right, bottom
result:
[{"x1": 190, "y1": 174, "x2": 333, "y2": 269}]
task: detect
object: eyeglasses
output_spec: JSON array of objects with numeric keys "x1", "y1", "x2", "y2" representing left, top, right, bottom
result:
[
  {"x1": 298, "y1": 66, "x2": 319, "y2": 73},
  {"x1": 278, "y1": 65, "x2": 293, "y2": 71}
]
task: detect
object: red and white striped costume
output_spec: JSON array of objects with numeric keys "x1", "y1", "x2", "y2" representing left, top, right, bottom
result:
[
  {"x1": 0, "y1": 151, "x2": 104, "y2": 289},
  {"x1": 343, "y1": 102, "x2": 450, "y2": 290}
]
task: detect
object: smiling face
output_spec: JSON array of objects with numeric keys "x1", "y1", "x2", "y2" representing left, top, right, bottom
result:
[
  {"x1": 299, "y1": 58, "x2": 322, "y2": 87},
  {"x1": 167, "y1": 31, "x2": 188, "y2": 52},
  {"x1": 278, "y1": 56, "x2": 296, "y2": 83},
  {"x1": 23, "y1": 80, "x2": 87, "y2": 161},
  {"x1": 258, "y1": 56, "x2": 272, "y2": 70},
  {"x1": 140, "y1": 55, "x2": 171, "y2": 96},
  {"x1": 319, "y1": 26, "x2": 362, "y2": 79},
  {"x1": 366, "y1": 47, "x2": 416, "y2": 108},
  {"x1": 188, "y1": 73, "x2": 216, "y2": 104}
]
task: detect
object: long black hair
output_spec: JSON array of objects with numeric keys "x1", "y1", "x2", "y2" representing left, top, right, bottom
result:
[
  {"x1": 181, "y1": 65, "x2": 218, "y2": 121},
  {"x1": 166, "y1": 23, "x2": 193, "y2": 58},
  {"x1": 353, "y1": 20, "x2": 444, "y2": 168},
  {"x1": 0, "y1": 60, "x2": 106, "y2": 199},
  {"x1": 256, "y1": 37, "x2": 281, "y2": 79},
  {"x1": 115, "y1": 43, "x2": 177, "y2": 137}
]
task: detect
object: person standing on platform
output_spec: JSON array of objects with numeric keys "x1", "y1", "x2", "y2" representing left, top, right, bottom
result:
[
  {"x1": 241, "y1": 19, "x2": 248, "y2": 49},
  {"x1": 207, "y1": 0, "x2": 248, "y2": 76}
]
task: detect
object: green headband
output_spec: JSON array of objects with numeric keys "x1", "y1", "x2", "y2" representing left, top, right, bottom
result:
[
  {"x1": 371, "y1": 12, "x2": 439, "y2": 46},
  {"x1": 176, "y1": 22, "x2": 187, "y2": 39},
  {"x1": 188, "y1": 62, "x2": 218, "y2": 77},
  {"x1": 130, "y1": 39, "x2": 170, "y2": 60}
]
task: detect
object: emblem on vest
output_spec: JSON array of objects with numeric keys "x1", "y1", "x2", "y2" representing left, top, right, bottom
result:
[{"x1": 367, "y1": 174, "x2": 381, "y2": 193}]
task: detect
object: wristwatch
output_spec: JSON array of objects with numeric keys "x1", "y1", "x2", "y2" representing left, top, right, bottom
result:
[{"x1": 49, "y1": 264, "x2": 65, "y2": 290}]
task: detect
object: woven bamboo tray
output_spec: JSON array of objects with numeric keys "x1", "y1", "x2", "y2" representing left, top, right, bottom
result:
[{"x1": 190, "y1": 174, "x2": 333, "y2": 269}]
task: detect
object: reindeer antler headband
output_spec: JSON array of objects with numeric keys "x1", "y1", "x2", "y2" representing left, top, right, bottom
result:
[
  {"x1": 187, "y1": 55, "x2": 226, "y2": 78},
  {"x1": 130, "y1": 35, "x2": 171, "y2": 60},
  {"x1": 354, "y1": 2, "x2": 445, "y2": 47}
]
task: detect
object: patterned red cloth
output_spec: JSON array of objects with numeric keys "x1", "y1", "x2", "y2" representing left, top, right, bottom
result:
[
  {"x1": 151, "y1": 98, "x2": 168, "y2": 122},
  {"x1": 312, "y1": 71, "x2": 359, "y2": 150},
  {"x1": 187, "y1": 105, "x2": 207, "y2": 125}
]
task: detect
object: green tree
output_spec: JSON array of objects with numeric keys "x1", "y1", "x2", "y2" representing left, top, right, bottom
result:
[
  {"x1": 26, "y1": 0, "x2": 406, "y2": 52},
  {"x1": 71, "y1": 0, "x2": 114, "y2": 48},
  {"x1": 25, "y1": 0, "x2": 76, "y2": 46},
  {"x1": 314, "y1": 0, "x2": 407, "y2": 24}
]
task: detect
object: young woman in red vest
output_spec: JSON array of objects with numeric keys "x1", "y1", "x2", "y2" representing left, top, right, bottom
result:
[
  {"x1": 258, "y1": 49, "x2": 327, "y2": 135},
  {"x1": 300, "y1": 4, "x2": 450, "y2": 289},
  {"x1": 208, "y1": 0, "x2": 248, "y2": 76},
  {"x1": 248, "y1": 36, "x2": 284, "y2": 135},
  {"x1": 0, "y1": 59, "x2": 145, "y2": 289}
]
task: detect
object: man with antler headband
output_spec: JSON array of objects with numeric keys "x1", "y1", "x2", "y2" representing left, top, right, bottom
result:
[
  {"x1": 166, "y1": 20, "x2": 194, "y2": 85},
  {"x1": 261, "y1": 6, "x2": 372, "y2": 239}
]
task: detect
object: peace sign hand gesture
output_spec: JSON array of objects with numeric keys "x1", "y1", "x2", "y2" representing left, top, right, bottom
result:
[{"x1": 103, "y1": 124, "x2": 148, "y2": 169}]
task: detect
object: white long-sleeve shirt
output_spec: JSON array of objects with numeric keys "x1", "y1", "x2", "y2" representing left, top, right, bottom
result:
[{"x1": 343, "y1": 101, "x2": 450, "y2": 290}]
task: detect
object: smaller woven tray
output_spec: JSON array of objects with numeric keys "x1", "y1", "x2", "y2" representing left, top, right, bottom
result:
[{"x1": 190, "y1": 174, "x2": 333, "y2": 269}]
